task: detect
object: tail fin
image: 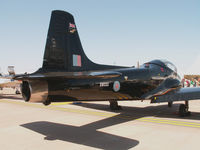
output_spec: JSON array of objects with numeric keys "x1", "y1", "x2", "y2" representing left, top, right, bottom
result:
[{"x1": 42, "y1": 10, "x2": 125, "y2": 72}]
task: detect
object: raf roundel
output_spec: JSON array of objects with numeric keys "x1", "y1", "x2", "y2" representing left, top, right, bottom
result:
[{"x1": 113, "y1": 81, "x2": 120, "y2": 92}]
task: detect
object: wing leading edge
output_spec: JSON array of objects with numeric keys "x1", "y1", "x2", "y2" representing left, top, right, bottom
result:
[{"x1": 152, "y1": 87, "x2": 200, "y2": 103}]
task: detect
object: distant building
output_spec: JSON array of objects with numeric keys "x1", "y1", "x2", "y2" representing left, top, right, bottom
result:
[{"x1": 184, "y1": 75, "x2": 200, "y2": 81}]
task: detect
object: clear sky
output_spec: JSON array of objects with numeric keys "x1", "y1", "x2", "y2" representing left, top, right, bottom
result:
[{"x1": 0, "y1": 0, "x2": 200, "y2": 77}]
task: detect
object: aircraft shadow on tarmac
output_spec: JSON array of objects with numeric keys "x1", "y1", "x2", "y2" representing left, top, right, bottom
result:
[
  {"x1": 20, "y1": 102, "x2": 200, "y2": 149},
  {"x1": 75, "y1": 102, "x2": 200, "y2": 121},
  {"x1": 21, "y1": 120, "x2": 139, "y2": 150},
  {"x1": 0, "y1": 94, "x2": 22, "y2": 100}
]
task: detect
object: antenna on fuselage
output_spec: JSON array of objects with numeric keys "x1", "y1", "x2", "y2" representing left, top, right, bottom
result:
[{"x1": 137, "y1": 61, "x2": 140, "y2": 68}]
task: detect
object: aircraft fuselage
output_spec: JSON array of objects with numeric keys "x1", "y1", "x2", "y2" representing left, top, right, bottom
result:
[{"x1": 20, "y1": 60, "x2": 180, "y2": 103}]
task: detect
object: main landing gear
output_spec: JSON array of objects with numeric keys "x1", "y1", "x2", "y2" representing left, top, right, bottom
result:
[
  {"x1": 179, "y1": 101, "x2": 191, "y2": 117},
  {"x1": 109, "y1": 101, "x2": 122, "y2": 110},
  {"x1": 168, "y1": 102, "x2": 173, "y2": 107},
  {"x1": 43, "y1": 100, "x2": 51, "y2": 106}
]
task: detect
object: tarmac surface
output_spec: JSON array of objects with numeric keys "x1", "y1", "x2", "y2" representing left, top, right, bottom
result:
[{"x1": 1, "y1": 88, "x2": 200, "y2": 150}]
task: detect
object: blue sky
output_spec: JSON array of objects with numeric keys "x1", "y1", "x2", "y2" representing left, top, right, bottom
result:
[{"x1": 0, "y1": 0, "x2": 200, "y2": 77}]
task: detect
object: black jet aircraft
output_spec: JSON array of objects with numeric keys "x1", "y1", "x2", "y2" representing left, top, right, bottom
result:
[{"x1": 13, "y1": 10, "x2": 200, "y2": 117}]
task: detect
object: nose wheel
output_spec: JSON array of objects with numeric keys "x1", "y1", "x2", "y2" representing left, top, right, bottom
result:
[{"x1": 179, "y1": 101, "x2": 191, "y2": 117}]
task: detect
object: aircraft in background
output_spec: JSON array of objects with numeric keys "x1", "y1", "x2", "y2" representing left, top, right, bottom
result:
[
  {"x1": 0, "y1": 66, "x2": 21, "y2": 94},
  {"x1": 9, "y1": 10, "x2": 200, "y2": 117}
]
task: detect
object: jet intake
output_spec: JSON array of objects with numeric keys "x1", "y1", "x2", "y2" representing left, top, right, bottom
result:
[{"x1": 21, "y1": 80, "x2": 48, "y2": 102}]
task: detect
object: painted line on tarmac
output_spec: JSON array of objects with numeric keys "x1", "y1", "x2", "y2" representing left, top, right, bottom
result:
[
  {"x1": 0, "y1": 99, "x2": 118, "y2": 118},
  {"x1": 51, "y1": 101, "x2": 88, "y2": 106},
  {"x1": 1, "y1": 99, "x2": 200, "y2": 128},
  {"x1": 51, "y1": 102, "x2": 73, "y2": 106},
  {"x1": 137, "y1": 118, "x2": 200, "y2": 128}
]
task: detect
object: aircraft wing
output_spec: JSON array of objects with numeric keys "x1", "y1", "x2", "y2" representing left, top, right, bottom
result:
[
  {"x1": 152, "y1": 87, "x2": 200, "y2": 103},
  {"x1": 14, "y1": 71, "x2": 122, "y2": 80}
]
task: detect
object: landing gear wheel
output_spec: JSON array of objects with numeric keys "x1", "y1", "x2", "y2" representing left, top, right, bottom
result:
[
  {"x1": 43, "y1": 100, "x2": 51, "y2": 106},
  {"x1": 179, "y1": 104, "x2": 191, "y2": 117},
  {"x1": 15, "y1": 90, "x2": 21, "y2": 94},
  {"x1": 168, "y1": 102, "x2": 173, "y2": 107},
  {"x1": 109, "y1": 101, "x2": 122, "y2": 110}
]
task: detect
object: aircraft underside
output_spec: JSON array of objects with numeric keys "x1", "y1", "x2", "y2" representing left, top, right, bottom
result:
[{"x1": 47, "y1": 79, "x2": 160, "y2": 102}]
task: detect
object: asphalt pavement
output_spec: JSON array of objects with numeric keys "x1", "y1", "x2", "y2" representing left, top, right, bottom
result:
[{"x1": 1, "y1": 88, "x2": 200, "y2": 150}]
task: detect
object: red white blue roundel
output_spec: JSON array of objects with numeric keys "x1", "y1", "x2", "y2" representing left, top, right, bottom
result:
[{"x1": 113, "y1": 81, "x2": 120, "y2": 92}]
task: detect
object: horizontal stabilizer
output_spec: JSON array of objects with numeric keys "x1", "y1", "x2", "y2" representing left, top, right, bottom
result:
[
  {"x1": 152, "y1": 87, "x2": 200, "y2": 103},
  {"x1": 14, "y1": 71, "x2": 122, "y2": 80}
]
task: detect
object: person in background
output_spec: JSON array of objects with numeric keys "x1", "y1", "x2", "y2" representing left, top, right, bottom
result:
[
  {"x1": 181, "y1": 78, "x2": 185, "y2": 87},
  {"x1": 197, "y1": 78, "x2": 200, "y2": 87},
  {"x1": 186, "y1": 79, "x2": 190, "y2": 87},
  {"x1": 194, "y1": 80, "x2": 197, "y2": 87},
  {"x1": 190, "y1": 80, "x2": 194, "y2": 87}
]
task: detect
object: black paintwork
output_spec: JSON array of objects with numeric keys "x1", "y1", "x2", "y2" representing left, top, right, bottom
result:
[
  {"x1": 17, "y1": 10, "x2": 186, "y2": 103},
  {"x1": 152, "y1": 87, "x2": 200, "y2": 103}
]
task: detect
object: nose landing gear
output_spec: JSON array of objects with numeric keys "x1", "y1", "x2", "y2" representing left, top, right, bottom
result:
[{"x1": 179, "y1": 101, "x2": 191, "y2": 117}]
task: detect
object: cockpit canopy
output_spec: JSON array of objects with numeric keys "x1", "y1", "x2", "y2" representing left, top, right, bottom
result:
[{"x1": 143, "y1": 59, "x2": 177, "y2": 73}]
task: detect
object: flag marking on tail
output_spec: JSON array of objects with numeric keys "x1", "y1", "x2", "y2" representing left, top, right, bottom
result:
[
  {"x1": 73, "y1": 55, "x2": 82, "y2": 67},
  {"x1": 69, "y1": 23, "x2": 76, "y2": 33}
]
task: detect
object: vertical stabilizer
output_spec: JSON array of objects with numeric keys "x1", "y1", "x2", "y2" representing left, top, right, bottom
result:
[{"x1": 42, "y1": 10, "x2": 126, "y2": 72}]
